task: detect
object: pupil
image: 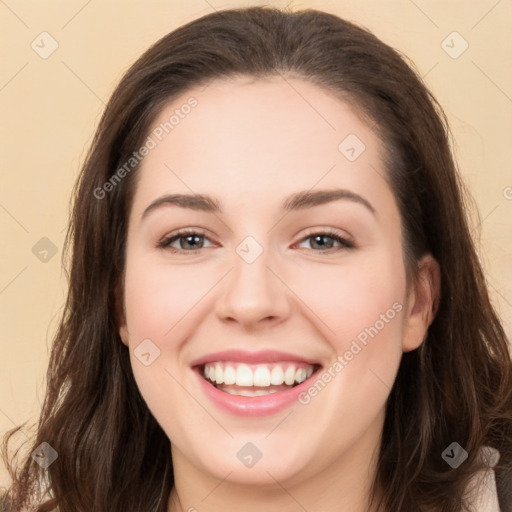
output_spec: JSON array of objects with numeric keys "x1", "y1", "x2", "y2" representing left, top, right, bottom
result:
[
  {"x1": 182, "y1": 235, "x2": 202, "y2": 249},
  {"x1": 312, "y1": 235, "x2": 333, "y2": 249}
]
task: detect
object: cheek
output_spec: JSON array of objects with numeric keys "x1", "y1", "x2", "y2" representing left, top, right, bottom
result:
[
  {"x1": 292, "y1": 254, "x2": 406, "y2": 447},
  {"x1": 123, "y1": 256, "x2": 216, "y2": 339},
  {"x1": 293, "y1": 252, "x2": 406, "y2": 347},
  {"x1": 293, "y1": 250, "x2": 406, "y2": 401},
  {"x1": 122, "y1": 257, "x2": 208, "y2": 440}
]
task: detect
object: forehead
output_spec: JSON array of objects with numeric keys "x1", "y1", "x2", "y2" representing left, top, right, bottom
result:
[{"x1": 130, "y1": 75, "x2": 393, "y2": 219}]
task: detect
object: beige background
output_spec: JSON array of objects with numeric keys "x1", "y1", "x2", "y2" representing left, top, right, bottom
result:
[{"x1": 1, "y1": 0, "x2": 511, "y2": 487}]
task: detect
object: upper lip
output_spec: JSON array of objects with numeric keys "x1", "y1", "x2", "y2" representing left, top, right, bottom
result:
[{"x1": 190, "y1": 349, "x2": 321, "y2": 367}]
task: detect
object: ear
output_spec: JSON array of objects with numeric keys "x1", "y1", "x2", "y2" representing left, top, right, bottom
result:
[
  {"x1": 119, "y1": 321, "x2": 129, "y2": 347},
  {"x1": 114, "y1": 279, "x2": 129, "y2": 347},
  {"x1": 402, "y1": 253, "x2": 441, "y2": 353}
]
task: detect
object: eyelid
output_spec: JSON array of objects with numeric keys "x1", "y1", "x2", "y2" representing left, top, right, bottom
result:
[
  {"x1": 156, "y1": 227, "x2": 355, "y2": 253},
  {"x1": 296, "y1": 226, "x2": 355, "y2": 246},
  {"x1": 156, "y1": 228, "x2": 217, "y2": 252}
]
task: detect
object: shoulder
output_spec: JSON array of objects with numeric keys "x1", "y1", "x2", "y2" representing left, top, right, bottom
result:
[{"x1": 463, "y1": 446, "x2": 501, "y2": 512}]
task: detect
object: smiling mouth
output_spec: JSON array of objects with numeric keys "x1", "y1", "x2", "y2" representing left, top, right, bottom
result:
[{"x1": 198, "y1": 361, "x2": 322, "y2": 397}]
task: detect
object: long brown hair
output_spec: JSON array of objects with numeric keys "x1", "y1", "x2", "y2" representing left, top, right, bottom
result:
[{"x1": 2, "y1": 6, "x2": 511, "y2": 512}]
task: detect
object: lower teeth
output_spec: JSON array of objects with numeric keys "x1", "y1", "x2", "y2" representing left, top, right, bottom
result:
[
  {"x1": 214, "y1": 383, "x2": 296, "y2": 397},
  {"x1": 224, "y1": 388, "x2": 283, "y2": 396}
]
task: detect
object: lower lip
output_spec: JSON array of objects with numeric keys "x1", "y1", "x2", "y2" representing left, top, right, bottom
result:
[{"x1": 194, "y1": 367, "x2": 320, "y2": 417}]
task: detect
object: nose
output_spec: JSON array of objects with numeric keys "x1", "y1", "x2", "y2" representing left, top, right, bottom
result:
[{"x1": 214, "y1": 243, "x2": 292, "y2": 330}]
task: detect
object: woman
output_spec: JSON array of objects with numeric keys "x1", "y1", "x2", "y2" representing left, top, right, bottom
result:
[{"x1": 2, "y1": 6, "x2": 511, "y2": 512}]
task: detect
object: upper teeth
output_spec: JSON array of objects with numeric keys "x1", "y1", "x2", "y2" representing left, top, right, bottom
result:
[{"x1": 203, "y1": 362, "x2": 314, "y2": 387}]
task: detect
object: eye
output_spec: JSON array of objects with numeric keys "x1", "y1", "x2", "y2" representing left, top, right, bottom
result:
[
  {"x1": 156, "y1": 228, "x2": 355, "y2": 254},
  {"x1": 295, "y1": 229, "x2": 355, "y2": 252},
  {"x1": 156, "y1": 229, "x2": 215, "y2": 253}
]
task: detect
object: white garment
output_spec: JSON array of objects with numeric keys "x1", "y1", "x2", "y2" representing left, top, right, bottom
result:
[{"x1": 464, "y1": 446, "x2": 501, "y2": 512}]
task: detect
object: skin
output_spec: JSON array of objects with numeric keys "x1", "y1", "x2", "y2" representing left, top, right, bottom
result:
[{"x1": 118, "y1": 75, "x2": 440, "y2": 512}]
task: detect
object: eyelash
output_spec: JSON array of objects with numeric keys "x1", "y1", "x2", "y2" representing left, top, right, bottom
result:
[{"x1": 156, "y1": 228, "x2": 355, "y2": 254}]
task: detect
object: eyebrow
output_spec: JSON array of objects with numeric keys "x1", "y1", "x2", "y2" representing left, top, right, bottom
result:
[{"x1": 141, "y1": 188, "x2": 376, "y2": 220}]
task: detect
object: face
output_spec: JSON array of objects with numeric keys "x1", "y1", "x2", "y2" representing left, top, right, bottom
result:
[{"x1": 118, "y1": 75, "x2": 434, "y2": 490}]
